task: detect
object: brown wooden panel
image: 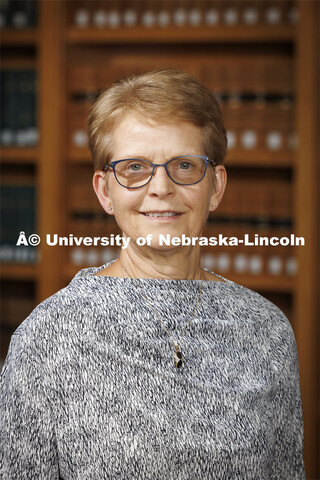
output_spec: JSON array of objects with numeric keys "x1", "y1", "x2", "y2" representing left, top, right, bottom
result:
[{"x1": 294, "y1": 1, "x2": 319, "y2": 477}]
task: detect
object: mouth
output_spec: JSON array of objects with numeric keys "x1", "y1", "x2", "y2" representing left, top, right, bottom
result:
[{"x1": 141, "y1": 211, "x2": 182, "y2": 218}]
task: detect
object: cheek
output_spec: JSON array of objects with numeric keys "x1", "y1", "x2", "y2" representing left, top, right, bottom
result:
[
  {"x1": 107, "y1": 176, "x2": 127, "y2": 206},
  {"x1": 182, "y1": 190, "x2": 211, "y2": 229},
  {"x1": 111, "y1": 188, "x2": 142, "y2": 217},
  {"x1": 197, "y1": 184, "x2": 214, "y2": 221},
  {"x1": 188, "y1": 179, "x2": 214, "y2": 210}
]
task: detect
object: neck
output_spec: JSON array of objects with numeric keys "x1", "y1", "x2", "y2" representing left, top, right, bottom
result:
[{"x1": 118, "y1": 238, "x2": 204, "y2": 280}]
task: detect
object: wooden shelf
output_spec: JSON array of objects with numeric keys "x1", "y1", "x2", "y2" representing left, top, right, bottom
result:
[
  {"x1": 226, "y1": 150, "x2": 294, "y2": 168},
  {"x1": 1, "y1": 58, "x2": 38, "y2": 68},
  {"x1": 67, "y1": 148, "x2": 294, "y2": 169},
  {"x1": 0, "y1": 263, "x2": 38, "y2": 281},
  {"x1": 66, "y1": 25, "x2": 295, "y2": 45},
  {"x1": 1, "y1": 29, "x2": 39, "y2": 46},
  {"x1": 67, "y1": 148, "x2": 90, "y2": 163},
  {"x1": 1, "y1": 147, "x2": 39, "y2": 163}
]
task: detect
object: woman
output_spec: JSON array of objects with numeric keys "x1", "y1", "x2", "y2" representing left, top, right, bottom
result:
[{"x1": 1, "y1": 69, "x2": 305, "y2": 479}]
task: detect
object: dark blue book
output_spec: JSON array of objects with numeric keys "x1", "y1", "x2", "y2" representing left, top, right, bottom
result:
[
  {"x1": 1, "y1": 69, "x2": 37, "y2": 146},
  {"x1": 0, "y1": 0, "x2": 10, "y2": 27},
  {"x1": 0, "y1": 70, "x2": 18, "y2": 146},
  {"x1": 0, "y1": 184, "x2": 37, "y2": 263},
  {"x1": 6, "y1": 0, "x2": 37, "y2": 28},
  {"x1": 16, "y1": 69, "x2": 37, "y2": 146}
]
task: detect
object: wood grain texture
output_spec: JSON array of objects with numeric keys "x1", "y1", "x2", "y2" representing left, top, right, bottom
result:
[
  {"x1": 294, "y1": 1, "x2": 319, "y2": 477},
  {"x1": 37, "y1": 1, "x2": 66, "y2": 301}
]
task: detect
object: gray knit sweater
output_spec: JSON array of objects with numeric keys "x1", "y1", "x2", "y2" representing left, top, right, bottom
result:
[{"x1": 0, "y1": 262, "x2": 305, "y2": 479}]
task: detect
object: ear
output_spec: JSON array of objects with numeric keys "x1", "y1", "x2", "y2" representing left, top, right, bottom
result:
[
  {"x1": 209, "y1": 164, "x2": 227, "y2": 212},
  {"x1": 92, "y1": 170, "x2": 114, "y2": 215}
]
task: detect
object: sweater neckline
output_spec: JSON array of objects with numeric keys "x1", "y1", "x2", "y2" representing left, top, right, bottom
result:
[{"x1": 73, "y1": 260, "x2": 235, "y2": 287}]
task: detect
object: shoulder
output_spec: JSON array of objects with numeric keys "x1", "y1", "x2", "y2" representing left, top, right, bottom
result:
[
  {"x1": 211, "y1": 280, "x2": 299, "y2": 372},
  {"x1": 205, "y1": 277, "x2": 282, "y2": 316},
  {"x1": 227, "y1": 281, "x2": 292, "y2": 330},
  {"x1": 216, "y1": 279, "x2": 293, "y2": 331},
  {"x1": 4, "y1": 268, "x2": 107, "y2": 366}
]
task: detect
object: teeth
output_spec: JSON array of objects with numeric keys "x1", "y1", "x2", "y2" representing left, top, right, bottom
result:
[{"x1": 144, "y1": 212, "x2": 180, "y2": 217}]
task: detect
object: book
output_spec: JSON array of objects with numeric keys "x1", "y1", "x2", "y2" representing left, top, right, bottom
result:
[
  {"x1": 0, "y1": 69, "x2": 38, "y2": 147},
  {"x1": 0, "y1": 183, "x2": 37, "y2": 263}
]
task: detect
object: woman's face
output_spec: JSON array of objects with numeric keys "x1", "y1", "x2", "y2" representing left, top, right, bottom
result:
[{"x1": 93, "y1": 112, "x2": 226, "y2": 250}]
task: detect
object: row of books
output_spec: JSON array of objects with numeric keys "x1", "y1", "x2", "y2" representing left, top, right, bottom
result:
[
  {"x1": 67, "y1": 246, "x2": 297, "y2": 277},
  {"x1": 0, "y1": 60, "x2": 293, "y2": 149},
  {"x1": 202, "y1": 57, "x2": 293, "y2": 95},
  {"x1": 0, "y1": 184, "x2": 37, "y2": 263},
  {"x1": 0, "y1": 69, "x2": 38, "y2": 147},
  {"x1": 225, "y1": 127, "x2": 296, "y2": 153},
  {"x1": 215, "y1": 177, "x2": 292, "y2": 219},
  {"x1": 67, "y1": 56, "x2": 293, "y2": 96},
  {"x1": 0, "y1": 0, "x2": 37, "y2": 28},
  {"x1": 67, "y1": 0, "x2": 298, "y2": 29},
  {"x1": 222, "y1": 100, "x2": 295, "y2": 152},
  {"x1": 202, "y1": 251, "x2": 297, "y2": 276},
  {"x1": 0, "y1": 245, "x2": 37, "y2": 263}
]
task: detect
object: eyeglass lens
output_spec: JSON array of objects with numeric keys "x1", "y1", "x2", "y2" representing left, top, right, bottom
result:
[{"x1": 114, "y1": 156, "x2": 206, "y2": 188}]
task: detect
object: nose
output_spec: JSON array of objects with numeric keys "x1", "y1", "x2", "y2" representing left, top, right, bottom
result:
[{"x1": 147, "y1": 164, "x2": 175, "y2": 198}]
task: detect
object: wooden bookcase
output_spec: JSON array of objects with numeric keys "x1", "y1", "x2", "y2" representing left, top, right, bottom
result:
[{"x1": 1, "y1": 1, "x2": 318, "y2": 476}]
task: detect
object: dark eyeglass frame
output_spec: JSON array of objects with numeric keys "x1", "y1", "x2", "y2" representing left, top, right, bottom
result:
[{"x1": 103, "y1": 155, "x2": 216, "y2": 189}]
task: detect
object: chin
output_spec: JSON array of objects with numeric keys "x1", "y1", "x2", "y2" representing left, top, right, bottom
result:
[{"x1": 146, "y1": 232, "x2": 195, "y2": 251}]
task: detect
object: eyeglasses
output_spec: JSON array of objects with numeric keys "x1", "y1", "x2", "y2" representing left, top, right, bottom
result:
[{"x1": 103, "y1": 155, "x2": 216, "y2": 189}]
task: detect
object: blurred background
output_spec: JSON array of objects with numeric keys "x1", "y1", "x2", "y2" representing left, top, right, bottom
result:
[{"x1": 0, "y1": 0, "x2": 319, "y2": 477}]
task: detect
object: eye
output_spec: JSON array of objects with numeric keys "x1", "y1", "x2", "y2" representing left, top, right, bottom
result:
[
  {"x1": 130, "y1": 163, "x2": 142, "y2": 171},
  {"x1": 125, "y1": 160, "x2": 149, "y2": 172},
  {"x1": 179, "y1": 161, "x2": 192, "y2": 169}
]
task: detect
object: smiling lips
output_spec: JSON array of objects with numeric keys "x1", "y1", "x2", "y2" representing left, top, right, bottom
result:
[{"x1": 142, "y1": 211, "x2": 182, "y2": 218}]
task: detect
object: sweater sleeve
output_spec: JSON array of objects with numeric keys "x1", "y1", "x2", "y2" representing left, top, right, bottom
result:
[
  {"x1": 0, "y1": 327, "x2": 60, "y2": 479},
  {"x1": 270, "y1": 318, "x2": 306, "y2": 480}
]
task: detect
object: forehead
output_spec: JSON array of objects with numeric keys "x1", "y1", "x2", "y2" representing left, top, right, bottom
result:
[{"x1": 111, "y1": 112, "x2": 203, "y2": 158}]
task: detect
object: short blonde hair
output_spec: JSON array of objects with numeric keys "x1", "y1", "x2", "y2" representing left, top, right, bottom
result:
[{"x1": 88, "y1": 69, "x2": 227, "y2": 171}]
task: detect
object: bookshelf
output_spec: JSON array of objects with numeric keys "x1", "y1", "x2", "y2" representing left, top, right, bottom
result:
[
  {"x1": 1, "y1": 29, "x2": 39, "y2": 45},
  {"x1": 0, "y1": 263, "x2": 38, "y2": 280},
  {"x1": 66, "y1": 25, "x2": 295, "y2": 44},
  {"x1": 0, "y1": 1, "x2": 318, "y2": 477},
  {"x1": 1, "y1": 0, "x2": 39, "y2": 364},
  {"x1": 1, "y1": 147, "x2": 39, "y2": 162}
]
